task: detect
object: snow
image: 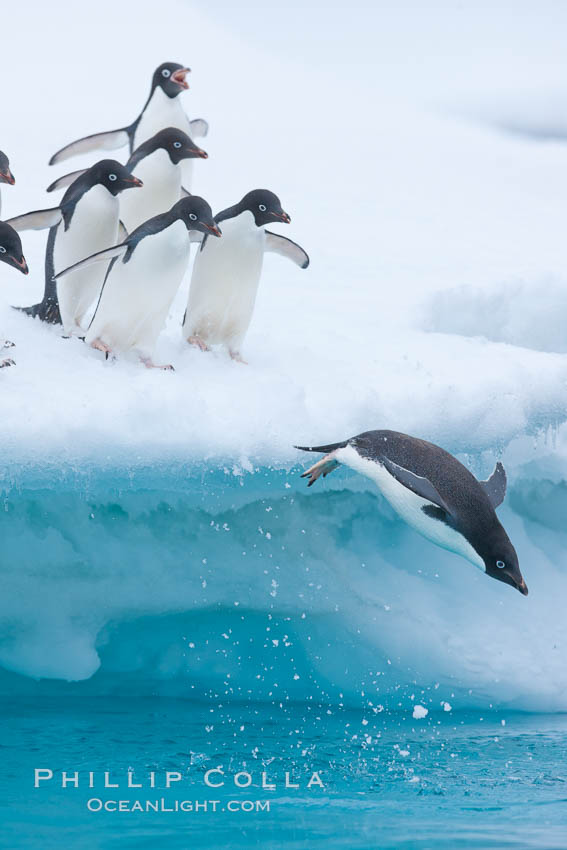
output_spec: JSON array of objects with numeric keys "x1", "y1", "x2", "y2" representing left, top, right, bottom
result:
[
  {"x1": 2, "y1": 0, "x2": 567, "y2": 466},
  {"x1": 1, "y1": 0, "x2": 567, "y2": 707}
]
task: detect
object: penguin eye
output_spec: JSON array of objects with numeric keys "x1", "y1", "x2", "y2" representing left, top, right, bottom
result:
[
  {"x1": 496, "y1": 560, "x2": 506, "y2": 569},
  {"x1": 189, "y1": 213, "x2": 197, "y2": 221},
  {"x1": 108, "y1": 174, "x2": 117, "y2": 182},
  {"x1": 173, "y1": 141, "x2": 182, "y2": 149},
  {"x1": 0, "y1": 246, "x2": 5, "y2": 253},
  {"x1": 162, "y1": 69, "x2": 171, "y2": 78},
  {"x1": 258, "y1": 204, "x2": 267, "y2": 212}
]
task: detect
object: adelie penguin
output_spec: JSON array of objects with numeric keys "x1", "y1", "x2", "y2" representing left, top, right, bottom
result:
[
  {"x1": 0, "y1": 221, "x2": 28, "y2": 368},
  {"x1": 48, "y1": 128, "x2": 208, "y2": 234},
  {"x1": 0, "y1": 151, "x2": 15, "y2": 218},
  {"x1": 296, "y1": 429, "x2": 528, "y2": 596},
  {"x1": 183, "y1": 190, "x2": 309, "y2": 363},
  {"x1": 48, "y1": 63, "x2": 208, "y2": 193},
  {"x1": 9, "y1": 160, "x2": 142, "y2": 331},
  {"x1": 54, "y1": 196, "x2": 221, "y2": 370}
]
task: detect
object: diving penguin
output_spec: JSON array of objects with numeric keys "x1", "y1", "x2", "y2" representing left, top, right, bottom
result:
[
  {"x1": 9, "y1": 160, "x2": 142, "y2": 330},
  {"x1": 48, "y1": 128, "x2": 208, "y2": 234},
  {"x1": 0, "y1": 151, "x2": 15, "y2": 217},
  {"x1": 54, "y1": 196, "x2": 221, "y2": 370},
  {"x1": 0, "y1": 220, "x2": 28, "y2": 367},
  {"x1": 296, "y1": 429, "x2": 528, "y2": 595},
  {"x1": 183, "y1": 190, "x2": 309, "y2": 362},
  {"x1": 48, "y1": 63, "x2": 208, "y2": 193}
]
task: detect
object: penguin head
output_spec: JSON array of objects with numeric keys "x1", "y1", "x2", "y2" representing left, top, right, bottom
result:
[
  {"x1": 87, "y1": 160, "x2": 143, "y2": 196},
  {"x1": 482, "y1": 530, "x2": 528, "y2": 595},
  {"x1": 175, "y1": 196, "x2": 221, "y2": 237},
  {"x1": 152, "y1": 62, "x2": 190, "y2": 98},
  {"x1": 0, "y1": 151, "x2": 14, "y2": 185},
  {"x1": 0, "y1": 222, "x2": 27, "y2": 274},
  {"x1": 239, "y1": 190, "x2": 291, "y2": 227},
  {"x1": 144, "y1": 128, "x2": 208, "y2": 165}
]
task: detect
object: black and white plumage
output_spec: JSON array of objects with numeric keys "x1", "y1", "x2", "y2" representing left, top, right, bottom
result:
[
  {"x1": 48, "y1": 63, "x2": 208, "y2": 192},
  {"x1": 54, "y1": 196, "x2": 221, "y2": 369},
  {"x1": 9, "y1": 160, "x2": 142, "y2": 330},
  {"x1": 0, "y1": 220, "x2": 28, "y2": 368},
  {"x1": 297, "y1": 429, "x2": 528, "y2": 596},
  {"x1": 120, "y1": 128, "x2": 207, "y2": 232},
  {"x1": 48, "y1": 128, "x2": 208, "y2": 234},
  {"x1": 0, "y1": 151, "x2": 15, "y2": 218},
  {"x1": 183, "y1": 189, "x2": 309, "y2": 362}
]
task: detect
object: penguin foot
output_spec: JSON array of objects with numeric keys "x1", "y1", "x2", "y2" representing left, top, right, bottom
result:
[
  {"x1": 140, "y1": 357, "x2": 175, "y2": 371},
  {"x1": 0, "y1": 358, "x2": 15, "y2": 369},
  {"x1": 229, "y1": 349, "x2": 248, "y2": 365},
  {"x1": 188, "y1": 335, "x2": 210, "y2": 352},
  {"x1": 91, "y1": 338, "x2": 114, "y2": 360},
  {"x1": 2, "y1": 340, "x2": 15, "y2": 349},
  {"x1": 13, "y1": 300, "x2": 62, "y2": 324},
  {"x1": 300, "y1": 453, "x2": 340, "y2": 487}
]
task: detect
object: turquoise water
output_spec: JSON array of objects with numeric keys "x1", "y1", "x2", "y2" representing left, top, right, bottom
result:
[
  {"x1": 1, "y1": 464, "x2": 567, "y2": 846},
  {"x1": 1, "y1": 699, "x2": 567, "y2": 848}
]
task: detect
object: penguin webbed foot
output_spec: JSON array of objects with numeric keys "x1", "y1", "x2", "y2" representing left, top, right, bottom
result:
[
  {"x1": 13, "y1": 301, "x2": 62, "y2": 324},
  {"x1": 90, "y1": 338, "x2": 115, "y2": 361},
  {"x1": 300, "y1": 453, "x2": 340, "y2": 487},
  {"x1": 140, "y1": 357, "x2": 175, "y2": 372},
  {"x1": 188, "y1": 335, "x2": 210, "y2": 353},
  {"x1": 229, "y1": 349, "x2": 248, "y2": 365}
]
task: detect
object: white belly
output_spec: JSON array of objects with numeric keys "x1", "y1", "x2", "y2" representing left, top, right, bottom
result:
[
  {"x1": 184, "y1": 213, "x2": 265, "y2": 350},
  {"x1": 120, "y1": 150, "x2": 181, "y2": 232},
  {"x1": 54, "y1": 185, "x2": 119, "y2": 333},
  {"x1": 133, "y1": 90, "x2": 194, "y2": 190},
  {"x1": 86, "y1": 219, "x2": 190, "y2": 357},
  {"x1": 338, "y1": 445, "x2": 486, "y2": 572}
]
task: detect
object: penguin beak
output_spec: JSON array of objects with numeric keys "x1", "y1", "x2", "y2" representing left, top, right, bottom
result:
[
  {"x1": 191, "y1": 148, "x2": 208, "y2": 159},
  {"x1": 125, "y1": 177, "x2": 143, "y2": 187},
  {"x1": 205, "y1": 223, "x2": 222, "y2": 237},
  {"x1": 11, "y1": 255, "x2": 28, "y2": 274},
  {"x1": 516, "y1": 578, "x2": 529, "y2": 596},
  {"x1": 0, "y1": 169, "x2": 14, "y2": 185},
  {"x1": 272, "y1": 211, "x2": 291, "y2": 223},
  {"x1": 172, "y1": 68, "x2": 190, "y2": 90}
]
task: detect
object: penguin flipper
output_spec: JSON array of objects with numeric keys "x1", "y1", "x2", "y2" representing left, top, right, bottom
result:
[
  {"x1": 265, "y1": 232, "x2": 310, "y2": 269},
  {"x1": 49, "y1": 128, "x2": 131, "y2": 166},
  {"x1": 189, "y1": 118, "x2": 209, "y2": 138},
  {"x1": 480, "y1": 461, "x2": 507, "y2": 508},
  {"x1": 181, "y1": 186, "x2": 192, "y2": 198},
  {"x1": 6, "y1": 208, "x2": 63, "y2": 231},
  {"x1": 421, "y1": 504, "x2": 451, "y2": 525},
  {"x1": 47, "y1": 169, "x2": 89, "y2": 193},
  {"x1": 381, "y1": 457, "x2": 451, "y2": 513},
  {"x1": 55, "y1": 244, "x2": 128, "y2": 280}
]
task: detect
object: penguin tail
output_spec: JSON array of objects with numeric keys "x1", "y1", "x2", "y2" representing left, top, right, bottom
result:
[
  {"x1": 13, "y1": 299, "x2": 62, "y2": 325},
  {"x1": 294, "y1": 440, "x2": 349, "y2": 454}
]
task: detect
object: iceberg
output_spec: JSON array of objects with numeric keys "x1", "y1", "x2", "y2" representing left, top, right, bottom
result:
[{"x1": 1, "y1": 0, "x2": 567, "y2": 717}]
